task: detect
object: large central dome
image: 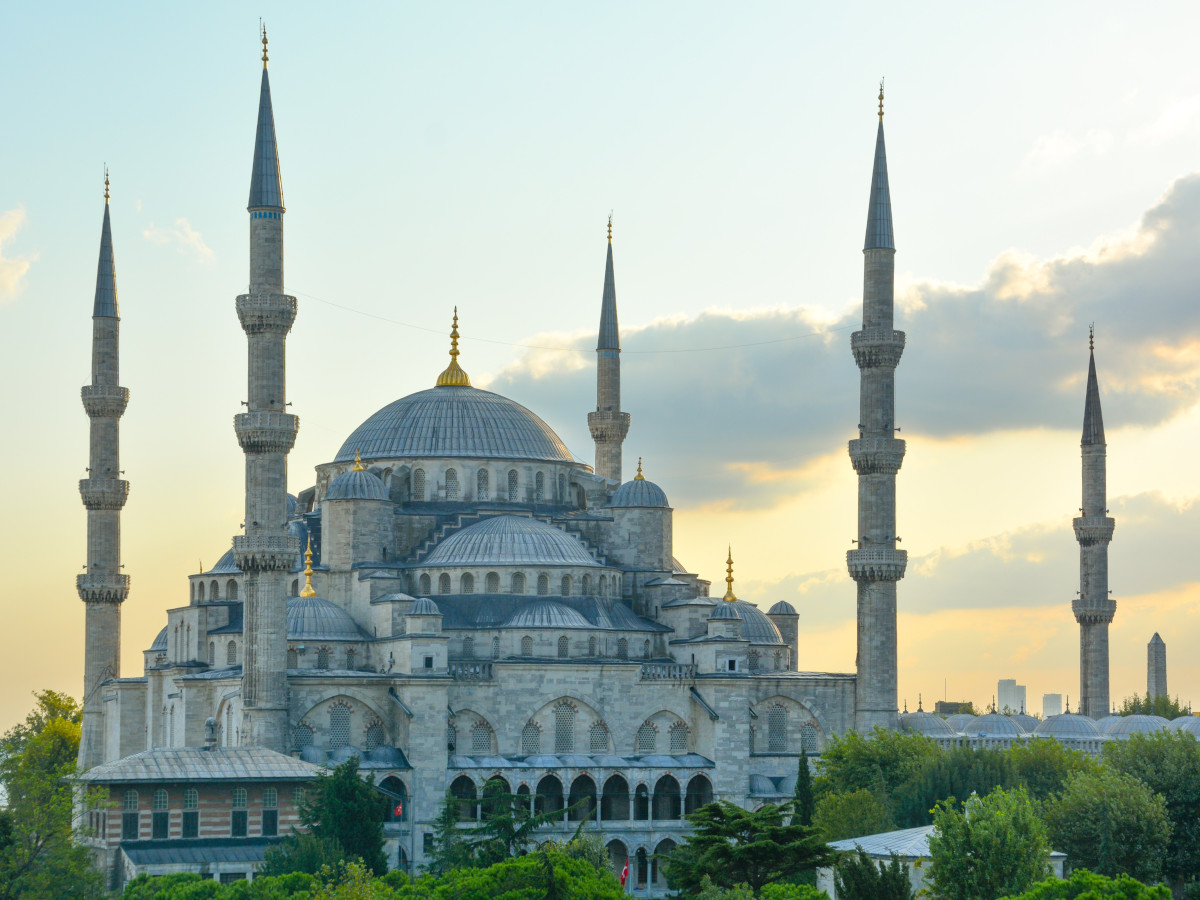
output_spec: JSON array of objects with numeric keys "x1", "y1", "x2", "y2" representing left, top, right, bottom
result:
[{"x1": 335, "y1": 385, "x2": 576, "y2": 464}]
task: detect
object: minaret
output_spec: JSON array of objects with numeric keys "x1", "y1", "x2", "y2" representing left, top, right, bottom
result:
[
  {"x1": 232, "y1": 28, "x2": 300, "y2": 752},
  {"x1": 1073, "y1": 328, "x2": 1115, "y2": 719},
  {"x1": 587, "y1": 215, "x2": 630, "y2": 483},
  {"x1": 77, "y1": 170, "x2": 130, "y2": 770},
  {"x1": 847, "y1": 85, "x2": 907, "y2": 732},
  {"x1": 1148, "y1": 633, "x2": 1167, "y2": 700}
]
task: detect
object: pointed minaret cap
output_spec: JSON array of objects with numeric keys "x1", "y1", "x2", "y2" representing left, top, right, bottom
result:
[
  {"x1": 94, "y1": 167, "x2": 119, "y2": 318},
  {"x1": 723, "y1": 546, "x2": 738, "y2": 602},
  {"x1": 248, "y1": 26, "x2": 284, "y2": 211},
  {"x1": 299, "y1": 537, "x2": 317, "y2": 597},
  {"x1": 597, "y1": 215, "x2": 620, "y2": 351},
  {"x1": 435, "y1": 308, "x2": 471, "y2": 387},
  {"x1": 864, "y1": 80, "x2": 895, "y2": 252},
  {"x1": 1150, "y1": 632, "x2": 1165, "y2": 645},
  {"x1": 1082, "y1": 325, "x2": 1106, "y2": 446}
]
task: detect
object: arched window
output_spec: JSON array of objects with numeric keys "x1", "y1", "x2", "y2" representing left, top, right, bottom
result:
[
  {"x1": 512, "y1": 573, "x2": 525, "y2": 594},
  {"x1": 412, "y1": 469, "x2": 425, "y2": 501},
  {"x1": 589, "y1": 722, "x2": 609, "y2": 753},
  {"x1": 606, "y1": 840, "x2": 628, "y2": 881},
  {"x1": 481, "y1": 776, "x2": 510, "y2": 820},
  {"x1": 185, "y1": 788, "x2": 198, "y2": 809},
  {"x1": 486, "y1": 572, "x2": 499, "y2": 593},
  {"x1": 634, "y1": 783, "x2": 650, "y2": 820},
  {"x1": 444, "y1": 468, "x2": 458, "y2": 500},
  {"x1": 557, "y1": 636, "x2": 569, "y2": 658},
  {"x1": 561, "y1": 575, "x2": 572, "y2": 595},
  {"x1": 616, "y1": 638, "x2": 628, "y2": 659},
  {"x1": 419, "y1": 574, "x2": 431, "y2": 595},
  {"x1": 197, "y1": 582, "x2": 205, "y2": 602},
  {"x1": 210, "y1": 580, "x2": 220, "y2": 601},
  {"x1": 461, "y1": 573, "x2": 474, "y2": 594},
  {"x1": 537, "y1": 573, "x2": 549, "y2": 596},
  {"x1": 554, "y1": 703, "x2": 575, "y2": 753},
  {"x1": 438, "y1": 573, "x2": 451, "y2": 594},
  {"x1": 558, "y1": 474, "x2": 566, "y2": 502},
  {"x1": 521, "y1": 636, "x2": 533, "y2": 656},
  {"x1": 208, "y1": 642, "x2": 215, "y2": 665},
  {"x1": 316, "y1": 647, "x2": 330, "y2": 669},
  {"x1": 124, "y1": 789, "x2": 139, "y2": 810},
  {"x1": 748, "y1": 650, "x2": 760, "y2": 671},
  {"x1": 668, "y1": 722, "x2": 689, "y2": 754},
  {"x1": 643, "y1": 640, "x2": 651, "y2": 659},
  {"x1": 582, "y1": 575, "x2": 592, "y2": 595},
  {"x1": 535, "y1": 472, "x2": 545, "y2": 502},
  {"x1": 653, "y1": 839, "x2": 677, "y2": 885},
  {"x1": 774, "y1": 651, "x2": 783, "y2": 671},
  {"x1": 291, "y1": 579, "x2": 299, "y2": 595},
  {"x1": 535, "y1": 775, "x2": 564, "y2": 818},
  {"x1": 226, "y1": 641, "x2": 237, "y2": 666},
  {"x1": 471, "y1": 721, "x2": 493, "y2": 754},
  {"x1": 292, "y1": 724, "x2": 313, "y2": 751},
  {"x1": 801, "y1": 723, "x2": 819, "y2": 755},
  {"x1": 588, "y1": 636, "x2": 597, "y2": 657},
  {"x1": 610, "y1": 574, "x2": 620, "y2": 596},
  {"x1": 477, "y1": 469, "x2": 489, "y2": 501},
  {"x1": 227, "y1": 579, "x2": 238, "y2": 601},
  {"x1": 685, "y1": 774, "x2": 713, "y2": 815},
  {"x1": 521, "y1": 722, "x2": 541, "y2": 755},
  {"x1": 381, "y1": 776, "x2": 408, "y2": 823},
  {"x1": 153, "y1": 788, "x2": 168, "y2": 810},
  {"x1": 652, "y1": 775, "x2": 681, "y2": 820},
  {"x1": 599, "y1": 575, "x2": 608, "y2": 595},
  {"x1": 345, "y1": 648, "x2": 356, "y2": 669},
  {"x1": 122, "y1": 789, "x2": 140, "y2": 840},
  {"x1": 447, "y1": 722, "x2": 456, "y2": 752},
  {"x1": 328, "y1": 703, "x2": 351, "y2": 749},
  {"x1": 507, "y1": 470, "x2": 518, "y2": 502},
  {"x1": 636, "y1": 723, "x2": 656, "y2": 755},
  {"x1": 568, "y1": 774, "x2": 598, "y2": 821},
  {"x1": 767, "y1": 704, "x2": 788, "y2": 752},
  {"x1": 492, "y1": 636, "x2": 500, "y2": 659},
  {"x1": 462, "y1": 636, "x2": 474, "y2": 658},
  {"x1": 450, "y1": 775, "x2": 477, "y2": 822},
  {"x1": 601, "y1": 775, "x2": 629, "y2": 821},
  {"x1": 287, "y1": 648, "x2": 298, "y2": 668},
  {"x1": 636, "y1": 848, "x2": 649, "y2": 887}
]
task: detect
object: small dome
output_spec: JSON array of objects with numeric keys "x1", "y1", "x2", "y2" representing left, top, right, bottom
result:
[
  {"x1": 709, "y1": 602, "x2": 740, "y2": 621},
  {"x1": 900, "y1": 710, "x2": 955, "y2": 737},
  {"x1": 704, "y1": 598, "x2": 782, "y2": 644},
  {"x1": 609, "y1": 478, "x2": 669, "y2": 509},
  {"x1": 1171, "y1": 716, "x2": 1200, "y2": 737},
  {"x1": 326, "y1": 468, "x2": 388, "y2": 502},
  {"x1": 504, "y1": 601, "x2": 591, "y2": 630},
  {"x1": 410, "y1": 597, "x2": 441, "y2": 616},
  {"x1": 767, "y1": 600, "x2": 798, "y2": 616},
  {"x1": 421, "y1": 515, "x2": 601, "y2": 568},
  {"x1": 1009, "y1": 713, "x2": 1040, "y2": 733},
  {"x1": 286, "y1": 595, "x2": 366, "y2": 642},
  {"x1": 945, "y1": 713, "x2": 977, "y2": 732},
  {"x1": 1093, "y1": 715, "x2": 1121, "y2": 733},
  {"x1": 1104, "y1": 715, "x2": 1169, "y2": 738},
  {"x1": 204, "y1": 549, "x2": 242, "y2": 575},
  {"x1": 963, "y1": 713, "x2": 1024, "y2": 737},
  {"x1": 1032, "y1": 713, "x2": 1100, "y2": 738},
  {"x1": 149, "y1": 627, "x2": 168, "y2": 651}
]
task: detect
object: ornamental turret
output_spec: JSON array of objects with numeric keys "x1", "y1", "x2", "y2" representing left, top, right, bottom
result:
[
  {"x1": 847, "y1": 85, "x2": 907, "y2": 732},
  {"x1": 233, "y1": 28, "x2": 300, "y2": 752},
  {"x1": 77, "y1": 170, "x2": 131, "y2": 770},
  {"x1": 1073, "y1": 328, "x2": 1116, "y2": 719},
  {"x1": 587, "y1": 216, "x2": 630, "y2": 483}
]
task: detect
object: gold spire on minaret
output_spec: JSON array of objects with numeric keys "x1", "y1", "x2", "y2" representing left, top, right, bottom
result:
[
  {"x1": 261, "y1": 22, "x2": 269, "y2": 69},
  {"x1": 352, "y1": 450, "x2": 364, "y2": 472},
  {"x1": 878, "y1": 78, "x2": 885, "y2": 122},
  {"x1": 435, "y1": 307, "x2": 472, "y2": 387},
  {"x1": 634, "y1": 457, "x2": 645, "y2": 481},
  {"x1": 104, "y1": 166, "x2": 110, "y2": 203},
  {"x1": 1089, "y1": 323, "x2": 1095, "y2": 353},
  {"x1": 723, "y1": 546, "x2": 738, "y2": 602},
  {"x1": 299, "y1": 537, "x2": 317, "y2": 597},
  {"x1": 607, "y1": 212, "x2": 613, "y2": 243}
]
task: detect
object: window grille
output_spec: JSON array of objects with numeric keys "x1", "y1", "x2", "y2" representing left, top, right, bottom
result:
[
  {"x1": 208, "y1": 642, "x2": 215, "y2": 665},
  {"x1": 345, "y1": 648, "x2": 356, "y2": 669},
  {"x1": 582, "y1": 575, "x2": 591, "y2": 595},
  {"x1": 447, "y1": 723, "x2": 456, "y2": 752},
  {"x1": 644, "y1": 640, "x2": 651, "y2": 659},
  {"x1": 554, "y1": 704, "x2": 575, "y2": 754},
  {"x1": 472, "y1": 723, "x2": 493, "y2": 754},
  {"x1": 589, "y1": 722, "x2": 609, "y2": 753},
  {"x1": 211, "y1": 581, "x2": 220, "y2": 601},
  {"x1": 767, "y1": 705, "x2": 787, "y2": 752},
  {"x1": 263, "y1": 788, "x2": 277, "y2": 808},
  {"x1": 616, "y1": 638, "x2": 628, "y2": 659},
  {"x1": 538, "y1": 573, "x2": 549, "y2": 595},
  {"x1": 558, "y1": 473, "x2": 566, "y2": 500},
  {"x1": 227, "y1": 641, "x2": 237, "y2": 666},
  {"x1": 535, "y1": 472, "x2": 544, "y2": 502},
  {"x1": 561, "y1": 575, "x2": 571, "y2": 595},
  {"x1": 365, "y1": 722, "x2": 387, "y2": 751},
  {"x1": 486, "y1": 572, "x2": 499, "y2": 592},
  {"x1": 184, "y1": 789, "x2": 198, "y2": 810},
  {"x1": 153, "y1": 789, "x2": 168, "y2": 811},
  {"x1": 329, "y1": 704, "x2": 351, "y2": 749},
  {"x1": 492, "y1": 636, "x2": 500, "y2": 659},
  {"x1": 748, "y1": 650, "x2": 759, "y2": 671},
  {"x1": 508, "y1": 470, "x2": 518, "y2": 501},
  {"x1": 521, "y1": 636, "x2": 533, "y2": 656},
  {"x1": 669, "y1": 723, "x2": 689, "y2": 754},
  {"x1": 412, "y1": 469, "x2": 425, "y2": 501},
  {"x1": 293, "y1": 724, "x2": 313, "y2": 750},
  {"x1": 801, "y1": 723, "x2": 819, "y2": 755},
  {"x1": 588, "y1": 636, "x2": 597, "y2": 656},
  {"x1": 445, "y1": 468, "x2": 458, "y2": 500},
  {"x1": 477, "y1": 469, "x2": 489, "y2": 500},
  {"x1": 463, "y1": 636, "x2": 474, "y2": 657},
  {"x1": 227, "y1": 580, "x2": 238, "y2": 601},
  {"x1": 636, "y1": 723, "x2": 656, "y2": 755},
  {"x1": 522, "y1": 723, "x2": 541, "y2": 755},
  {"x1": 316, "y1": 647, "x2": 330, "y2": 669},
  {"x1": 232, "y1": 788, "x2": 247, "y2": 808},
  {"x1": 439, "y1": 573, "x2": 451, "y2": 594},
  {"x1": 557, "y1": 636, "x2": 569, "y2": 658},
  {"x1": 419, "y1": 574, "x2": 431, "y2": 595},
  {"x1": 461, "y1": 573, "x2": 474, "y2": 594},
  {"x1": 512, "y1": 573, "x2": 525, "y2": 594}
]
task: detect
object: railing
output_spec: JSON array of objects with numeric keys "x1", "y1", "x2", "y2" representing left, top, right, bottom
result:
[
  {"x1": 640, "y1": 663, "x2": 696, "y2": 681},
  {"x1": 448, "y1": 661, "x2": 493, "y2": 681}
]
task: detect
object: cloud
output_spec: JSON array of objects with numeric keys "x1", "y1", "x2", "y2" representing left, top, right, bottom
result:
[
  {"x1": 0, "y1": 208, "x2": 36, "y2": 302},
  {"x1": 487, "y1": 172, "x2": 1200, "y2": 509},
  {"x1": 1019, "y1": 128, "x2": 1114, "y2": 175},
  {"x1": 143, "y1": 217, "x2": 214, "y2": 263}
]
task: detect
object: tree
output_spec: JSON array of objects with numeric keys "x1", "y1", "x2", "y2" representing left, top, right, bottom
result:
[
  {"x1": 1118, "y1": 694, "x2": 1189, "y2": 720},
  {"x1": 813, "y1": 789, "x2": 893, "y2": 841},
  {"x1": 891, "y1": 745, "x2": 1020, "y2": 828},
  {"x1": 394, "y1": 846, "x2": 625, "y2": 900},
  {"x1": 833, "y1": 848, "x2": 913, "y2": 900},
  {"x1": 1104, "y1": 730, "x2": 1200, "y2": 886},
  {"x1": 815, "y1": 729, "x2": 939, "y2": 803},
  {"x1": 995, "y1": 869, "x2": 1172, "y2": 899},
  {"x1": 259, "y1": 832, "x2": 348, "y2": 877},
  {"x1": 793, "y1": 757, "x2": 816, "y2": 827},
  {"x1": 926, "y1": 786, "x2": 1051, "y2": 900},
  {"x1": 1007, "y1": 736, "x2": 1095, "y2": 800},
  {"x1": 424, "y1": 786, "x2": 571, "y2": 874},
  {"x1": 295, "y1": 757, "x2": 387, "y2": 875},
  {"x1": 662, "y1": 800, "x2": 836, "y2": 895},
  {"x1": 1042, "y1": 768, "x2": 1171, "y2": 883}
]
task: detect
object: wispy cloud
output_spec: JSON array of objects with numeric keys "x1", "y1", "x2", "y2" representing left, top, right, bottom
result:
[
  {"x1": 1018, "y1": 127, "x2": 1114, "y2": 176},
  {"x1": 143, "y1": 217, "x2": 214, "y2": 264},
  {"x1": 0, "y1": 208, "x2": 36, "y2": 303}
]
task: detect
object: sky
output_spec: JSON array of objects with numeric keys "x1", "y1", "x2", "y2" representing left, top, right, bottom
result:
[{"x1": 3, "y1": 2, "x2": 1200, "y2": 728}]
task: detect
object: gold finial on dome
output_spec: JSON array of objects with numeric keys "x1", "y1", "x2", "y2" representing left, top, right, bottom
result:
[
  {"x1": 261, "y1": 22, "x2": 269, "y2": 69},
  {"x1": 300, "y1": 536, "x2": 317, "y2": 597},
  {"x1": 607, "y1": 212, "x2": 613, "y2": 243},
  {"x1": 878, "y1": 78, "x2": 884, "y2": 122},
  {"x1": 352, "y1": 449, "x2": 364, "y2": 472},
  {"x1": 104, "y1": 165, "x2": 110, "y2": 203},
  {"x1": 635, "y1": 457, "x2": 644, "y2": 481},
  {"x1": 435, "y1": 307, "x2": 472, "y2": 387},
  {"x1": 723, "y1": 546, "x2": 738, "y2": 602}
]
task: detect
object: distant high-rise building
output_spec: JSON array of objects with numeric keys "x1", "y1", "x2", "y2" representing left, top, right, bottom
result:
[
  {"x1": 935, "y1": 700, "x2": 973, "y2": 716},
  {"x1": 1043, "y1": 694, "x2": 1064, "y2": 717},
  {"x1": 1148, "y1": 633, "x2": 1167, "y2": 700},
  {"x1": 998, "y1": 679, "x2": 1027, "y2": 714}
]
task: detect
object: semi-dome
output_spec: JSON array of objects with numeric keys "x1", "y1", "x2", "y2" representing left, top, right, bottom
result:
[
  {"x1": 767, "y1": 600, "x2": 798, "y2": 616},
  {"x1": 1103, "y1": 714, "x2": 1169, "y2": 738},
  {"x1": 335, "y1": 385, "x2": 574, "y2": 465},
  {"x1": 420, "y1": 515, "x2": 601, "y2": 568},
  {"x1": 709, "y1": 602, "x2": 740, "y2": 621},
  {"x1": 963, "y1": 713, "x2": 1024, "y2": 737},
  {"x1": 410, "y1": 597, "x2": 441, "y2": 616},
  {"x1": 286, "y1": 595, "x2": 366, "y2": 642},
  {"x1": 900, "y1": 710, "x2": 955, "y2": 737},
  {"x1": 707, "y1": 599, "x2": 782, "y2": 644},
  {"x1": 149, "y1": 627, "x2": 168, "y2": 652},
  {"x1": 1032, "y1": 713, "x2": 1101, "y2": 738},
  {"x1": 1171, "y1": 715, "x2": 1200, "y2": 737},
  {"x1": 326, "y1": 468, "x2": 388, "y2": 502},
  {"x1": 504, "y1": 601, "x2": 591, "y2": 630}
]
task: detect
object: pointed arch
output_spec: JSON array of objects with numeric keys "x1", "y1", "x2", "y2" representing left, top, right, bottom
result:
[
  {"x1": 535, "y1": 774, "x2": 564, "y2": 818},
  {"x1": 652, "y1": 774, "x2": 681, "y2": 820},
  {"x1": 601, "y1": 774, "x2": 629, "y2": 821},
  {"x1": 450, "y1": 775, "x2": 477, "y2": 821},
  {"x1": 685, "y1": 774, "x2": 713, "y2": 815},
  {"x1": 568, "y1": 774, "x2": 598, "y2": 821}
]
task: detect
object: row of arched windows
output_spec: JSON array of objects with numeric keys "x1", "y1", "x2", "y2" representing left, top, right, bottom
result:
[
  {"x1": 193, "y1": 579, "x2": 239, "y2": 603},
  {"x1": 291, "y1": 704, "x2": 389, "y2": 753},
  {"x1": 756, "y1": 704, "x2": 821, "y2": 755},
  {"x1": 606, "y1": 839, "x2": 677, "y2": 889},
  {"x1": 408, "y1": 467, "x2": 567, "y2": 504},
  {"x1": 417, "y1": 570, "x2": 620, "y2": 597}
]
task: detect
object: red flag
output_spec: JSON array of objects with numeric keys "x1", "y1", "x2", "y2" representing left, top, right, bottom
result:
[{"x1": 620, "y1": 858, "x2": 629, "y2": 887}]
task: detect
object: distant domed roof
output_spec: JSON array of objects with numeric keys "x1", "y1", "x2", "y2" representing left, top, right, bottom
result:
[
  {"x1": 1104, "y1": 715, "x2": 1170, "y2": 738},
  {"x1": 149, "y1": 627, "x2": 168, "y2": 651},
  {"x1": 326, "y1": 468, "x2": 388, "y2": 502},
  {"x1": 420, "y1": 515, "x2": 601, "y2": 568},
  {"x1": 705, "y1": 599, "x2": 782, "y2": 644},
  {"x1": 504, "y1": 601, "x2": 591, "y2": 630},
  {"x1": 945, "y1": 713, "x2": 977, "y2": 731},
  {"x1": 1092, "y1": 715, "x2": 1121, "y2": 733},
  {"x1": 286, "y1": 595, "x2": 366, "y2": 642},
  {"x1": 709, "y1": 602, "x2": 740, "y2": 621},
  {"x1": 963, "y1": 713, "x2": 1024, "y2": 737},
  {"x1": 900, "y1": 710, "x2": 955, "y2": 737},
  {"x1": 609, "y1": 478, "x2": 669, "y2": 509},
  {"x1": 1009, "y1": 713, "x2": 1040, "y2": 733},
  {"x1": 204, "y1": 549, "x2": 242, "y2": 575},
  {"x1": 767, "y1": 600, "x2": 797, "y2": 616},
  {"x1": 1032, "y1": 713, "x2": 1101, "y2": 738},
  {"x1": 1171, "y1": 715, "x2": 1200, "y2": 737},
  {"x1": 335, "y1": 385, "x2": 574, "y2": 465},
  {"x1": 410, "y1": 597, "x2": 440, "y2": 616}
]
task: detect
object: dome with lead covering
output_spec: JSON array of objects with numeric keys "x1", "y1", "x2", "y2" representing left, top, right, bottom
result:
[
  {"x1": 1009, "y1": 713, "x2": 1040, "y2": 733},
  {"x1": 609, "y1": 478, "x2": 670, "y2": 508},
  {"x1": 1032, "y1": 713, "x2": 1100, "y2": 738},
  {"x1": 768, "y1": 600, "x2": 797, "y2": 616},
  {"x1": 706, "y1": 599, "x2": 782, "y2": 644},
  {"x1": 709, "y1": 602, "x2": 740, "y2": 621},
  {"x1": 420, "y1": 515, "x2": 601, "y2": 568},
  {"x1": 335, "y1": 385, "x2": 574, "y2": 465},
  {"x1": 149, "y1": 627, "x2": 168, "y2": 651},
  {"x1": 1171, "y1": 715, "x2": 1200, "y2": 737},
  {"x1": 410, "y1": 597, "x2": 441, "y2": 615},
  {"x1": 326, "y1": 468, "x2": 388, "y2": 502},
  {"x1": 1103, "y1": 715, "x2": 1169, "y2": 738},
  {"x1": 286, "y1": 595, "x2": 366, "y2": 642},
  {"x1": 963, "y1": 713, "x2": 1024, "y2": 737},
  {"x1": 945, "y1": 713, "x2": 977, "y2": 731},
  {"x1": 504, "y1": 601, "x2": 591, "y2": 630},
  {"x1": 900, "y1": 710, "x2": 955, "y2": 737}
]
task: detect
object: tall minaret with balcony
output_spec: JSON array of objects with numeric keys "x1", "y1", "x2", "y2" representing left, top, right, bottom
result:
[
  {"x1": 847, "y1": 86, "x2": 907, "y2": 732},
  {"x1": 587, "y1": 216, "x2": 630, "y2": 483},
  {"x1": 233, "y1": 29, "x2": 300, "y2": 752},
  {"x1": 1074, "y1": 328, "x2": 1116, "y2": 719},
  {"x1": 77, "y1": 171, "x2": 130, "y2": 770}
]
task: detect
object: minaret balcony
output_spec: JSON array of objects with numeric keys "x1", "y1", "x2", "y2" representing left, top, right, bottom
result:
[
  {"x1": 80, "y1": 385, "x2": 130, "y2": 418},
  {"x1": 850, "y1": 329, "x2": 905, "y2": 369},
  {"x1": 236, "y1": 292, "x2": 298, "y2": 334},
  {"x1": 234, "y1": 411, "x2": 300, "y2": 454},
  {"x1": 848, "y1": 437, "x2": 906, "y2": 475},
  {"x1": 846, "y1": 547, "x2": 907, "y2": 582},
  {"x1": 1072, "y1": 597, "x2": 1117, "y2": 624},
  {"x1": 587, "y1": 410, "x2": 631, "y2": 442},
  {"x1": 79, "y1": 477, "x2": 130, "y2": 510},
  {"x1": 1072, "y1": 516, "x2": 1115, "y2": 546},
  {"x1": 77, "y1": 572, "x2": 130, "y2": 603},
  {"x1": 233, "y1": 534, "x2": 301, "y2": 572}
]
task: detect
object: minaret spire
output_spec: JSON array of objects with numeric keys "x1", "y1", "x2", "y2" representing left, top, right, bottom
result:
[
  {"x1": 847, "y1": 87, "x2": 907, "y2": 732},
  {"x1": 1073, "y1": 329, "x2": 1116, "y2": 718},
  {"x1": 588, "y1": 214, "x2": 631, "y2": 483},
  {"x1": 78, "y1": 171, "x2": 131, "y2": 769},
  {"x1": 233, "y1": 36, "x2": 299, "y2": 752}
]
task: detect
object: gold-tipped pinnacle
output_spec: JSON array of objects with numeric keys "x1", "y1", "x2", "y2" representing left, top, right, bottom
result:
[
  {"x1": 435, "y1": 307, "x2": 472, "y2": 387},
  {"x1": 607, "y1": 212, "x2": 613, "y2": 243},
  {"x1": 261, "y1": 22, "x2": 269, "y2": 68},
  {"x1": 635, "y1": 457, "x2": 644, "y2": 481},
  {"x1": 878, "y1": 78, "x2": 885, "y2": 122},
  {"x1": 353, "y1": 450, "x2": 364, "y2": 472},
  {"x1": 104, "y1": 166, "x2": 110, "y2": 203},
  {"x1": 299, "y1": 536, "x2": 317, "y2": 597},
  {"x1": 723, "y1": 545, "x2": 738, "y2": 602}
]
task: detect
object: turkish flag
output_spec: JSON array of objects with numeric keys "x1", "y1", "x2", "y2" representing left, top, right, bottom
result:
[{"x1": 620, "y1": 859, "x2": 629, "y2": 887}]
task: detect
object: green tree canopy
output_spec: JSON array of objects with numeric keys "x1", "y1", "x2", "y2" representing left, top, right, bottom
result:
[
  {"x1": 1007, "y1": 737, "x2": 1095, "y2": 800},
  {"x1": 891, "y1": 745, "x2": 1020, "y2": 828},
  {"x1": 293, "y1": 757, "x2": 387, "y2": 875},
  {"x1": 815, "y1": 729, "x2": 939, "y2": 802},
  {"x1": 833, "y1": 848, "x2": 913, "y2": 900},
  {"x1": 1043, "y1": 768, "x2": 1171, "y2": 883},
  {"x1": 813, "y1": 789, "x2": 893, "y2": 842},
  {"x1": 793, "y1": 757, "x2": 816, "y2": 827},
  {"x1": 926, "y1": 786, "x2": 1051, "y2": 900},
  {"x1": 996, "y1": 868, "x2": 1172, "y2": 899},
  {"x1": 1118, "y1": 694, "x2": 1189, "y2": 720}
]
